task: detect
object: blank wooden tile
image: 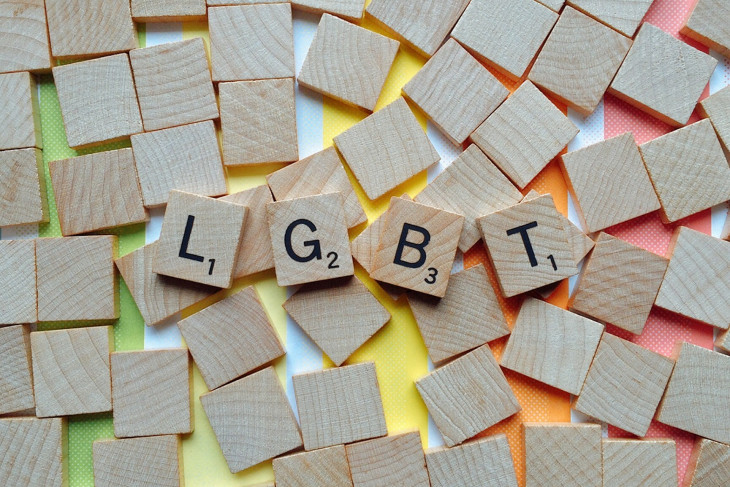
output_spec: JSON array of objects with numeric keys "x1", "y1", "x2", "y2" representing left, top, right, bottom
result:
[
  {"x1": 699, "y1": 84, "x2": 730, "y2": 152},
  {"x1": 209, "y1": 3, "x2": 294, "y2": 82},
  {"x1": 426, "y1": 434, "x2": 518, "y2": 487},
  {"x1": 293, "y1": 0, "x2": 363, "y2": 21},
  {"x1": 0, "y1": 0, "x2": 51, "y2": 73},
  {"x1": 602, "y1": 439, "x2": 676, "y2": 487},
  {"x1": 298, "y1": 13, "x2": 398, "y2": 111},
  {"x1": 178, "y1": 287, "x2": 284, "y2": 390},
  {"x1": 273, "y1": 445, "x2": 353, "y2": 487},
  {"x1": 293, "y1": 362, "x2": 387, "y2": 450},
  {"x1": 131, "y1": 0, "x2": 206, "y2": 21},
  {"x1": 0, "y1": 148, "x2": 47, "y2": 226},
  {"x1": 718, "y1": 328, "x2": 730, "y2": 353},
  {"x1": 132, "y1": 120, "x2": 227, "y2": 208},
  {"x1": 562, "y1": 133, "x2": 660, "y2": 232},
  {"x1": 0, "y1": 72, "x2": 40, "y2": 150},
  {"x1": 0, "y1": 325, "x2": 34, "y2": 415},
  {"x1": 0, "y1": 239, "x2": 36, "y2": 324},
  {"x1": 50, "y1": 148, "x2": 147, "y2": 236},
  {"x1": 529, "y1": 6, "x2": 632, "y2": 116},
  {"x1": 416, "y1": 345, "x2": 520, "y2": 447},
  {"x1": 524, "y1": 423, "x2": 602, "y2": 487},
  {"x1": 562, "y1": 216, "x2": 595, "y2": 264},
  {"x1": 472, "y1": 81, "x2": 579, "y2": 189},
  {"x1": 684, "y1": 438, "x2": 730, "y2": 487},
  {"x1": 567, "y1": 0, "x2": 653, "y2": 37},
  {"x1": 682, "y1": 0, "x2": 730, "y2": 58},
  {"x1": 111, "y1": 348, "x2": 192, "y2": 438},
  {"x1": 93, "y1": 435, "x2": 182, "y2": 487},
  {"x1": 570, "y1": 233, "x2": 668, "y2": 335},
  {"x1": 351, "y1": 209, "x2": 389, "y2": 275},
  {"x1": 201, "y1": 366, "x2": 302, "y2": 473},
  {"x1": 574, "y1": 333, "x2": 674, "y2": 437},
  {"x1": 0, "y1": 417, "x2": 66, "y2": 487},
  {"x1": 53, "y1": 54, "x2": 142, "y2": 148},
  {"x1": 346, "y1": 431, "x2": 430, "y2": 487},
  {"x1": 220, "y1": 78, "x2": 298, "y2": 166}
]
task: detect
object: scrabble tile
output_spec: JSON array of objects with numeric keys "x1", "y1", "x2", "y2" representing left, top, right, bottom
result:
[
  {"x1": 684, "y1": 438, "x2": 730, "y2": 487},
  {"x1": 283, "y1": 276, "x2": 390, "y2": 366},
  {"x1": 131, "y1": 120, "x2": 227, "y2": 208},
  {"x1": 0, "y1": 239, "x2": 36, "y2": 324},
  {"x1": 0, "y1": 0, "x2": 51, "y2": 73},
  {"x1": 219, "y1": 78, "x2": 299, "y2": 166},
  {"x1": 346, "y1": 431, "x2": 430, "y2": 487},
  {"x1": 153, "y1": 190, "x2": 247, "y2": 288},
  {"x1": 111, "y1": 348, "x2": 192, "y2": 438},
  {"x1": 351, "y1": 210, "x2": 387, "y2": 275},
  {"x1": 699, "y1": 84, "x2": 730, "y2": 152},
  {"x1": 130, "y1": 38, "x2": 218, "y2": 132},
  {"x1": 371, "y1": 197, "x2": 464, "y2": 298},
  {"x1": 37, "y1": 236, "x2": 117, "y2": 322},
  {"x1": 31, "y1": 326, "x2": 112, "y2": 417},
  {"x1": 477, "y1": 194, "x2": 578, "y2": 297},
  {"x1": 209, "y1": 4, "x2": 294, "y2": 82},
  {"x1": 718, "y1": 328, "x2": 730, "y2": 353},
  {"x1": 502, "y1": 298, "x2": 604, "y2": 395},
  {"x1": 0, "y1": 148, "x2": 47, "y2": 226},
  {"x1": 408, "y1": 264, "x2": 510, "y2": 365},
  {"x1": 298, "y1": 14, "x2": 398, "y2": 111},
  {"x1": 292, "y1": 0, "x2": 364, "y2": 21},
  {"x1": 178, "y1": 287, "x2": 284, "y2": 390},
  {"x1": 426, "y1": 434, "x2": 518, "y2": 487},
  {"x1": 273, "y1": 445, "x2": 353, "y2": 487},
  {"x1": 131, "y1": 0, "x2": 206, "y2": 21},
  {"x1": 416, "y1": 345, "x2": 520, "y2": 447},
  {"x1": 561, "y1": 133, "x2": 660, "y2": 233},
  {"x1": 267, "y1": 192, "x2": 354, "y2": 287},
  {"x1": 529, "y1": 6, "x2": 632, "y2": 116},
  {"x1": 266, "y1": 146, "x2": 366, "y2": 228},
  {"x1": 602, "y1": 439, "x2": 676, "y2": 487},
  {"x1": 93, "y1": 435, "x2": 182, "y2": 487},
  {"x1": 682, "y1": 0, "x2": 730, "y2": 59},
  {"x1": 0, "y1": 325, "x2": 34, "y2": 415},
  {"x1": 0, "y1": 417, "x2": 66, "y2": 487},
  {"x1": 562, "y1": 216, "x2": 595, "y2": 264},
  {"x1": 0, "y1": 72, "x2": 41, "y2": 150},
  {"x1": 524, "y1": 423, "x2": 602, "y2": 487},
  {"x1": 201, "y1": 366, "x2": 302, "y2": 473},
  {"x1": 570, "y1": 233, "x2": 668, "y2": 334},
  {"x1": 573, "y1": 333, "x2": 674, "y2": 437},
  {"x1": 293, "y1": 362, "x2": 387, "y2": 450},
  {"x1": 567, "y1": 0, "x2": 653, "y2": 37},
  {"x1": 53, "y1": 54, "x2": 142, "y2": 148},
  {"x1": 472, "y1": 81, "x2": 579, "y2": 189},
  {"x1": 50, "y1": 148, "x2": 147, "y2": 236}
]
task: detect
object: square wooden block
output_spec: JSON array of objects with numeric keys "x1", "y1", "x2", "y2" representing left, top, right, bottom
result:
[
  {"x1": 0, "y1": 148, "x2": 47, "y2": 227},
  {"x1": 699, "y1": 84, "x2": 730, "y2": 152},
  {"x1": 529, "y1": 6, "x2": 632, "y2": 116},
  {"x1": 53, "y1": 54, "x2": 142, "y2": 148},
  {"x1": 570, "y1": 233, "x2": 669, "y2": 335},
  {"x1": 682, "y1": 0, "x2": 730, "y2": 58},
  {"x1": 293, "y1": 0, "x2": 364, "y2": 21},
  {"x1": 293, "y1": 362, "x2": 387, "y2": 450},
  {"x1": 562, "y1": 132, "x2": 660, "y2": 233},
  {"x1": 416, "y1": 345, "x2": 520, "y2": 447},
  {"x1": 567, "y1": 0, "x2": 653, "y2": 37},
  {"x1": 273, "y1": 444, "x2": 352, "y2": 487},
  {"x1": 93, "y1": 435, "x2": 182, "y2": 487},
  {"x1": 111, "y1": 348, "x2": 192, "y2": 438},
  {"x1": 0, "y1": 0, "x2": 51, "y2": 73},
  {"x1": 201, "y1": 366, "x2": 302, "y2": 473},
  {"x1": 220, "y1": 78, "x2": 298, "y2": 166},
  {"x1": 0, "y1": 239, "x2": 37, "y2": 324},
  {"x1": 602, "y1": 439, "x2": 676, "y2": 487},
  {"x1": 574, "y1": 333, "x2": 674, "y2": 437},
  {"x1": 426, "y1": 434, "x2": 518, "y2": 487},
  {"x1": 131, "y1": 120, "x2": 227, "y2": 208},
  {"x1": 0, "y1": 72, "x2": 41, "y2": 150},
  {"x1": 298, "y1": 13, "x2": 398, "y2": 111},
  {"x1": 346, "y1": 431, "x2": 430, "y2": 487},
  {"x1": 351, "y1": 200, "x2": 396, "y2": 275},
  {"x1": 684, "y1": 438, "x2": 730, "y2": 487},
  {"x1": 0, "y1": 417, "x2": 66, "y2": 487},
  {"x1": 50, "y1": 148, "x2": 147, "y2": 236},
  {"x1": 209, "y1": 3, "x2": 294, "y2": 82},
  {"x1": 0, "y1": 325, "x2": 34, "y2": 415},
  {"x1": 131, "y1": 0, "x2": 206, "y2": 22}
]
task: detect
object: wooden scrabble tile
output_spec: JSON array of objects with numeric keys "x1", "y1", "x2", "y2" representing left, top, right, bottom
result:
[
  {"x1": 298, "y1": 13, "x2": 398, "y2": 111},
  {"x1": 408, "y1": 264, "x2": 510, "y2": 365},
  {"x1": 561, "y1": 133, "x2": 660, "y2": 233},
  {"x1": 273, "y1": 445, "x2": 353, "y2": 487},
  {"x1": 0, "y1": 0, "x2": 51, "y2": 73},
  {"x1": 0, "y1": 417, "x2": 66, "y2": 487},
  {"x1": 293, "y1": 362, "x2": 387, "y2": 450},
  {"x1": 602, "y1": 439, "x2": 676, "y2": 487},
  {"x1": 0, "y1": 239, "x2": 36, "y2": 324},
  {"x1": 471, "y1": 81, "x2": 579, "y2": 189},
  {"x1": 684, "y1": 438, "x2": 730, "y2": 487},
  {"x1": 718, "y1": 328, "x2": 730, "y2": 353},
  {"x1": 293, "y1": 0, "x2": 364, "y2": 21},
  {"x1": 371, "y1": 197, "x2": 464, "y2": 298},
  {"x1": 529, "y1": 6, "x2": 632, "y2": 116},
  {"x1": 0, "y1": 72, "x2": 40, "y2": 150},
  {"x1": 131, "y1": 0, "x2": 206, "y2": 22},
  {"x1": 682, "y1": 0, "x2": 730, "y2": 59},
  {"x1": 131, "y1": 121, "x2": 227, "y2": 208},
  {"x1": 111, "y1": 348, "x2": 192, "y2": 438},
  {"x1": 351, "y1": 212, "x2": 387, "y2": 275},
  {"x1": 346, "y1": 431, "x2": 430, "y2": 487},
  {"x1": 573, "y1": 333, "x2": 674, "y2": 437},
  {"x1": 562, "y1": 216, "x2": 594, "y2": 264},
  {"x1": 267, "y1": 192, "x2": 354, "y2": 287},
  {"x1": 209, "y1": 3, "x2": 294, "y2": 82},
  {"x1": 477, "y1": 194, "x2": 578, "y2": 297},
  {"x1": 524, "y1": 423, "x2": 602, "y2": 487},
  {"x1": 416, "y1": 345, "x2": 520, "y2": 447},
  {"x1": 129, "y1": 38, "x2": 218, "y2": 132},
  {"x1": 37, "y1": 236, "x2": 117, "y2": 322},
  {"x1": 0, "y1": 325, "x2": 34, "y2": 415},
  {"x1": 567, "y1": 0, "x2": 653, "y2": 37},
  {"x1": 50, "y1": 148, "x2": 147, "y2": 236},
  {"x1": 699, "y1": 85, "x2": 730, "y2": 152},
  {"x1": 569, "y1": 233, "x2": 668, "y2": 334},
  {"x1": 219, "y1": 78, "x2": 298, "y2": 166},
  {"x1": 53, "y1": 54, "x2": 142, "y2": 149},
  {"x1": 201, "y1": 366, "x2": 302, "y2": 472},
  {"x1": 502, "y1": 298, "x2": 604, "y2": 395},
  {"x1": 284, "y1": 276, "x2": 390, "y2": 366},
  {"x1": 0, "y1": 148, "x2": 47, "y2": 226},
  {"x1": 93, "y1": 435, "x2": 182, "y2": 487},
  {"x1": 266, "y1": 146, "x2": 366, "y2": 228},
  {"x1": 426, "y1": 434, "x2": 518, "y2": 487}
]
